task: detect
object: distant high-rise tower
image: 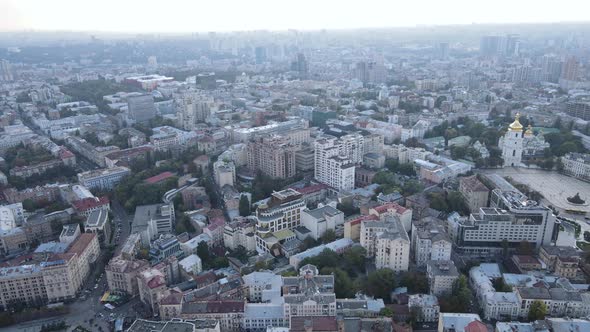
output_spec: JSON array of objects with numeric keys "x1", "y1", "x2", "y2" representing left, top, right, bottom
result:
[
  {"x1": 127, "y1": 95, "x2": 156, "y2": 124},
  {"x1": 561, "y1": 56, "x2": 579, "y2": 81},
  {"x1": 0, "y1": 59, "x2": 14, "y2": 82},
  {"x1": 501, "y1": 114, "x2": 524, "y2": 167},
  {"x1": 438, "y1": 42, "x2": 449, "y2": 60},
  {"x1": 291, "y1": 53, "x2": 308, "y2": 79},
  {"x1": 147, "y1": 56, "x2": 158, "y2": 68},
  {"x1": 255, "y1": 46, "x2": 267, "y2": 64},
  {"x1": 480, "y1": 35, "x2": 519, "y2": 57}
]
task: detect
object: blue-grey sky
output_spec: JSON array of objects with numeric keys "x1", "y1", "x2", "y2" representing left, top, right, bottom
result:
[{"x1": 0, "y1": 0, "x2": 588, "y2": 32}]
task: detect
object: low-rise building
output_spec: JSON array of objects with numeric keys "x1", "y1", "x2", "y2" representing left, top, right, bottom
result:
[
  {"x1": 77, "y1": 166, "x2": 130, "y2": 191},
  {"x1": 179, "y1": 254, "x2": 202, "y2": 277},
  {"x1": 360, "y1": 216, "x2": 410, "y2": 272},
  {"x1": 300, "y1": 205, "x2": 344, "y2": 241},
  {"x1": 539, "y1": 245, "x2": 581, "y2": 278},
  {"x1": 426, "y1": 260, "x2": 459, "y2": 296},
  {"x1": 242, "y1": 271, "x2": 282, "y2": 303},
  {"x1": 408, "y1": 294, "x2": 439, "y2": 322},
  {"x1": 561, "y1": 152, "x2": 590, "y2": 180},
  {"x1": 282, "y1": 265, "x2": 336, "y2": 320},
  {"x1": 458, "y1": 175, "x2": 489, "y2": 213},
  {"x1": 106, "y1": 256, "x2": 150, "y2": 296},
  {"x1": 223, "y1": 217, "x2": 256, "y2": 252},
  {"x1": 411, "y1": 217, "x2": 452, "y2": 267},
  {"x1": 85, "y1": 209, "x2": 111, "y2": 245}
]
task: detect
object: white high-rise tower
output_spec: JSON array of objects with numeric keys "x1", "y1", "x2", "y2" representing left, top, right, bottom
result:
[{"x1": 501, "y1": 113, "x2": 524, "y2": 167}]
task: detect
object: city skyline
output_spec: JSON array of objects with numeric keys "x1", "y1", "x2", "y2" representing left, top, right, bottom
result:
[{"x1": 1, "y1": 0, "x2": 589, "y2": 33}]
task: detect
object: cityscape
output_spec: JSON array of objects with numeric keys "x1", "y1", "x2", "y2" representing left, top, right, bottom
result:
[{"x1": 0, "y1": 3, "x2": 590, "y2": 332}]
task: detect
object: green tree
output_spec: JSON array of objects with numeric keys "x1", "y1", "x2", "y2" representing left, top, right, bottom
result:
[
  {"x1": 197, "y1": 242, "x2": 211, "y2": 265},
  {"x1": 379, "y1": 307, "x2": 393, "y2": 317},
  {"x1": 400, "y1": 271, "x2": 429, "y2": 293},
  {"x1": 239, "y1": 194, "x2": 251, "y2": 217},
  {"x1": 429, "y1": 193, "x2": 449, "y2": 212},
  {"x1": 343, "y1": 247, "x2": 366, "y2": 272},
  {"x1": 321, "y1": 229, "x2": 336, "y2": 243},
  {"x1": 528, "y1": 300, "x2": 548, "y2": 321},
  {"x1": 321, "y1": 267, "x2": 356, "y2": 298},
  {"x1": 365, "y1": 269, "x2": 396, "y2": 300}
]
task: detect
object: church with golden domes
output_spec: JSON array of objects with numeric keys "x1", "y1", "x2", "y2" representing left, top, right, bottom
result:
[
  {"x1": 499, "y1": 113, "x2": 551, "y2": 167},
  {"x1": 500, "y1": 113, "x2": 525, "y2": 167}
]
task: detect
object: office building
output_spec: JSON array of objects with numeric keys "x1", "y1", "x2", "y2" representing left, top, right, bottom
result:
[
  {"x1": 127, "y1": 94, "x2": 156, "y2": 123},
  {"x1": 132, "y1": 204, "x2": 176, "y2": 245},
  {"x1": 255, "y1": 189, "x2": 306, "y2": 254}
]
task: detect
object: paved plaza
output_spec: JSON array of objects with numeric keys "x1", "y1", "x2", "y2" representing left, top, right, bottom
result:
[{"x1": 480, "y1": 168, "x2": 590, "y2": 213}]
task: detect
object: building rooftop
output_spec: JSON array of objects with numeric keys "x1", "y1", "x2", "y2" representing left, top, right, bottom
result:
[
  {"x1": 86, "y1": 209, "x2": 108, "y2": 229},
  {"x1": 34, "y1": 241, "x2": 69, "y2": 254},
  {"x1": 144, "y1": 171, "x2": 176, "y2": 184},
  {"x1": 427, "y1": 260, "x2": 459, "y2": 277},
  {"x1": 67, "y1": 233, "x2": 96, "y2": 256},
  {"x1": 304, "y1": 205, "x2": 342, "y2": 220}
]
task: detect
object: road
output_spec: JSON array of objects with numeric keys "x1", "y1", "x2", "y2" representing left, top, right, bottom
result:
[{"x1": 111, "y1": 200, "x2": 132, "y2": 254}]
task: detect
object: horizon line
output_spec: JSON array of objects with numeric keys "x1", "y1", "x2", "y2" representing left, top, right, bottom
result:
[{"x1": 1, "y1": 20, "x2": 589, "y2": 36}]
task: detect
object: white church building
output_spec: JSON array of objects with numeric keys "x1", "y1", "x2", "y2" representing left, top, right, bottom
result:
[{"x1": 499, "y1": 113, "x2": 551, "y2": 167}]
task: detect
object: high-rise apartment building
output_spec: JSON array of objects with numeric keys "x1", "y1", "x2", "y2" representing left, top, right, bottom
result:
[
  {"x1": 246, "y1": 135, "x2": 298, "y2": 179},
  {"x1": 174, "y1": 91, "x2": 214, "y2": 130},
  {"x1": 314, "y1": 134, "x2": 363, "y2": 191},
  {"x1": 561, "y1": 56, "x2": 579, "y2": 81}
]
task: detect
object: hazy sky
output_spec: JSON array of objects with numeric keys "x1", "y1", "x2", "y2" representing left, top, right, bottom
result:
[{"x1": 0, "y1": 0, "x2": 588, "y2": 33}]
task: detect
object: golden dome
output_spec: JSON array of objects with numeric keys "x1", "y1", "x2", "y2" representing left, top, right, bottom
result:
[
  {"x1": 508, "y1": 113, "x2": 523, "y2": 132},
  {"x1": 525, "y1": 124, "x2": 533, "y2": 136}
]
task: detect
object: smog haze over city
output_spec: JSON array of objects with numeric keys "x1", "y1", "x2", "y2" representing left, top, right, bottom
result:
[{"x1": 1, "y1": 1, "x2": 590, "y2": 332}]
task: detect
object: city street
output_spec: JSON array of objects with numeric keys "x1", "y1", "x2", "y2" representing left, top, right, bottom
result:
[{"x1": 111, "y1": 200, "x2": 131, "y2": 254}]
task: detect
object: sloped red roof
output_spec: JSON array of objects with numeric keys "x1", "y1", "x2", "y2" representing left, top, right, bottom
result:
[
  {"x1": 144, "y1": 171, "x2": 175, "y2": 184},
  {"x1": 147, "y1": 275, "x2": 166, "y2": 289},
  {"x1": 72, "y1": 196, "x2": 110, "y2": 212},
  {"x1": 372, "y1": 202, "x2": 408, "y2": 215},
  {"x1": 294, "y1": 184, "x2": 329, "y2": 195},
  {"x1": 464, "y1": 320, "x2": 487, "y2": 332},
  {"x1": 349, "y1": 214, "x2": 379, "y2": 226},
  {"x1": 67, "y1": 233, "x2": 96, "y2": 256}
]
